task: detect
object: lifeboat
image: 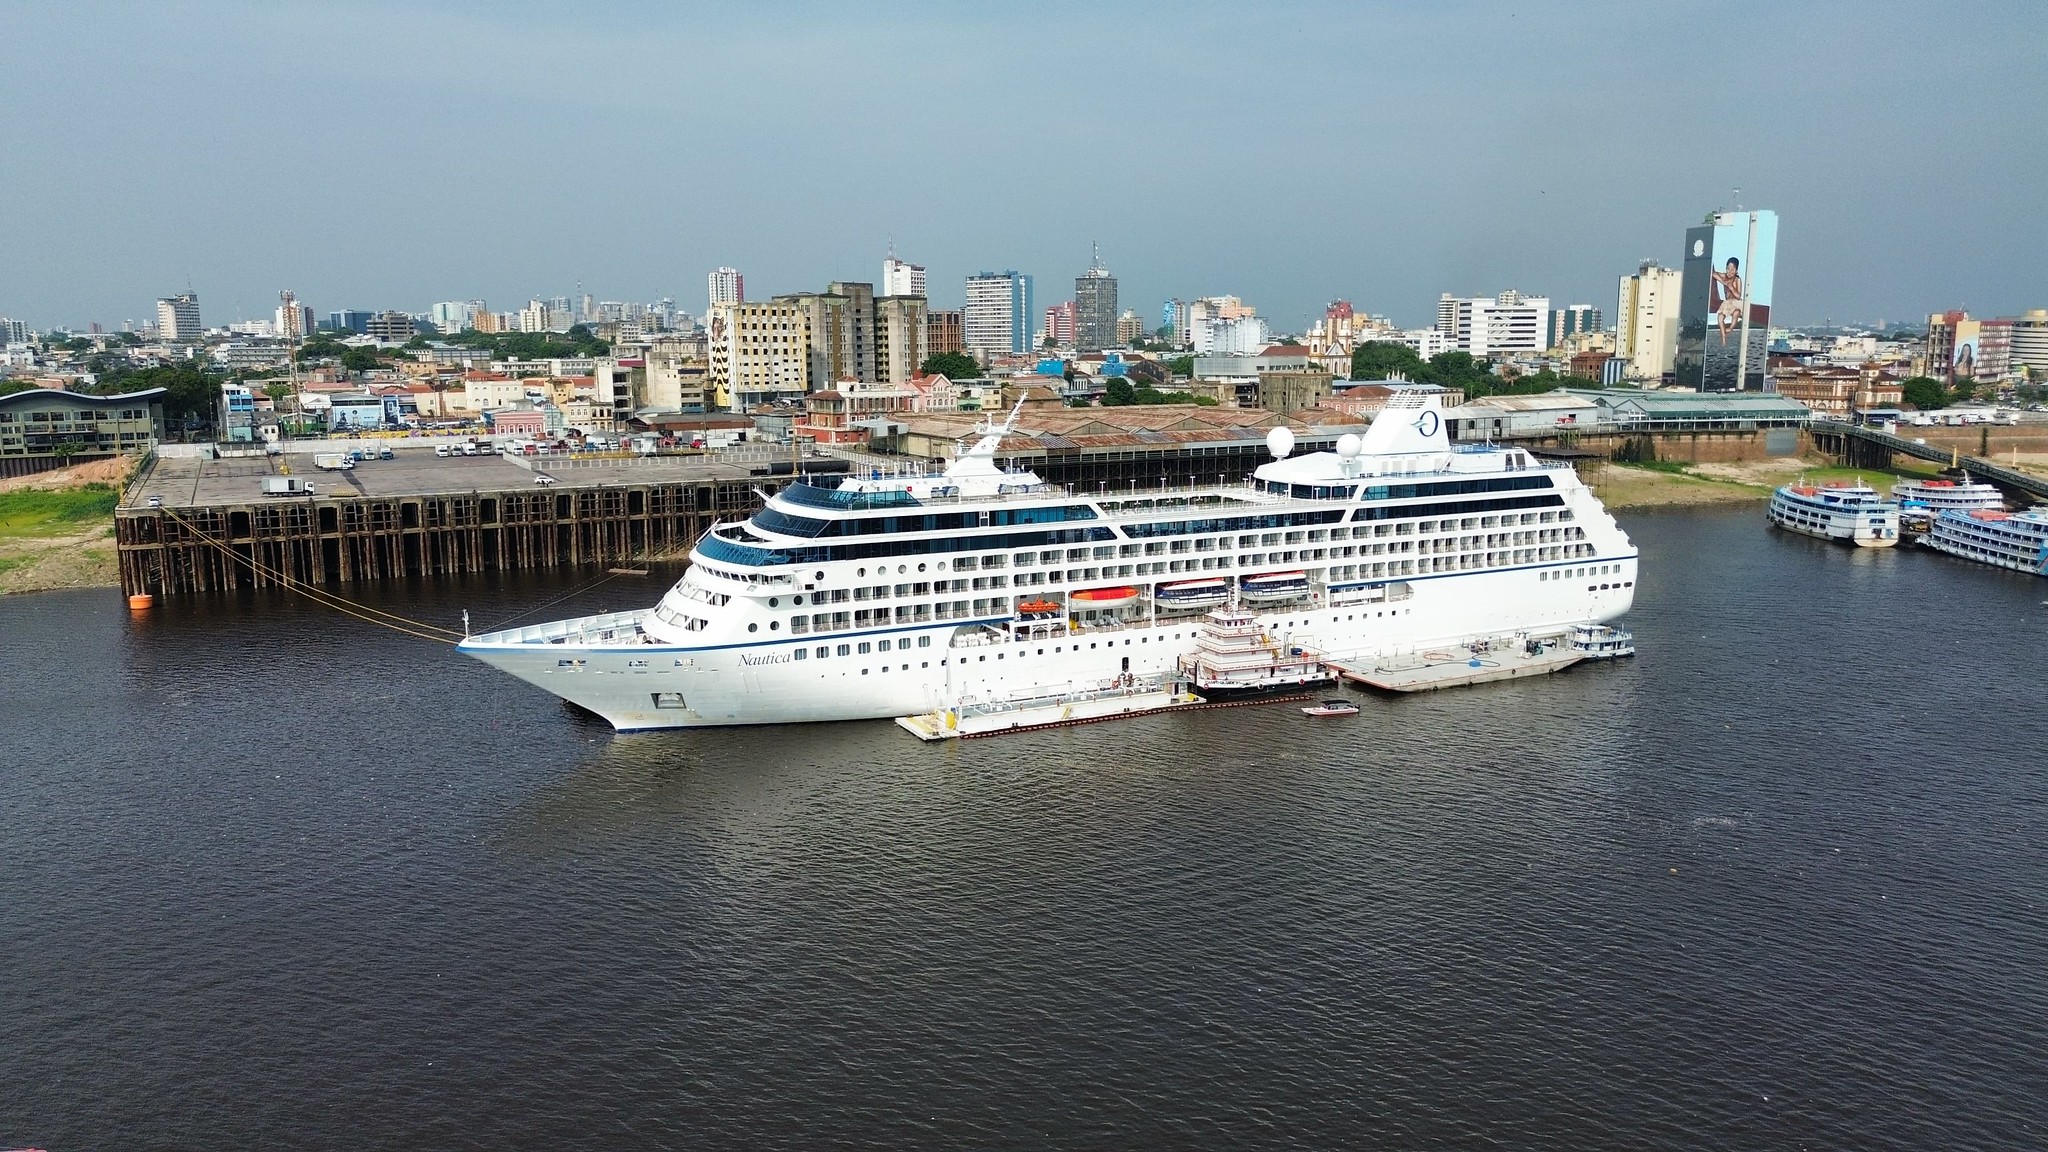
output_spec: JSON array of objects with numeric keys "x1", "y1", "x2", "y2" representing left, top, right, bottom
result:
[
  {"x1": 1969, "y1": 509, "x2": 2012, "y2": 521},
  {"x1": 1069, "y1": 586, "x2": 1139, "y2": 610},
  {"x1": 1016, "y1": 598, "x2": 1062, "y2": 615},
  {"x1": 1156, "y1": 577, "x2": 1230, "y2": 607},
  {"x1": 1239, "y1": 571, "x2": 1310, "y2": 602}
]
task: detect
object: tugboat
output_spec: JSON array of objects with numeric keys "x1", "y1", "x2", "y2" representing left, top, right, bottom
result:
[{"x1": 1176, "y1": 602, "x2": 1333, "y2": 697}]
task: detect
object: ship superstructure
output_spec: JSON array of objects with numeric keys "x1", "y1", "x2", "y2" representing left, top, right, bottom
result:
[{"x1": 459, "y1": 388, "x2": 1639, "y2": 729}]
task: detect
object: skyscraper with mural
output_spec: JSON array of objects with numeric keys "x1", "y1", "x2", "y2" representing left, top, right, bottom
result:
[{"x1": 1675, "y1": 209, "x2": 1777, "y2": 392}]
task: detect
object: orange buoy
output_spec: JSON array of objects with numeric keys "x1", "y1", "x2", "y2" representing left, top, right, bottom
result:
[{"x1": 127, "y1": 593, "x2": 154, "y2": 611}]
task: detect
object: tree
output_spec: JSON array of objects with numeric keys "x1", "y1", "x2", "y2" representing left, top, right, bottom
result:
[
  {"x1": 920, "y1": 350, "x2": 979, "y2": 380},
  {"x1": 1166, "y1": 354, "x2": 1195, "y2": 378},
  {"x1": 1351, "y1": 340, "x2": 1427, "y2": 381},
  {"x1": 1102, "y1": 378, "x2": 1138, "y2": 406},
  {"x1": 1276, "y1": 336, "x2": 1303, "y2": 347},
  {"x1": 1900, "y1": 376, "x2": 1948, "y2": 411},
  {"x1": 403, "y1": 334, "x2": 429, "y2": 349},
  {"x1": 340, "y1": 347, "x2": 379, "y2": 373}
]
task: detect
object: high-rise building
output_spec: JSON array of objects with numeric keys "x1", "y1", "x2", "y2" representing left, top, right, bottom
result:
[
  {"x1": 875, "y1": 296, "x2": 929, "y2": 387},
  {"x1": 0, "y1": 317, "x2": 28, "y2": 344},
  {"x1": 708, "y1": 267, "x2": 745, "y2": 310},
  {"x1": 1616, "y1": 261, "x2": 1684, "y2": 381},
  {"x1": 777, "y1": 282, "x2": 877, "y2": 387},
  {"x1": 1162, "y1": 299, "x2": 1185, "y2": 346},
  {"x1": 1192, "y1": 314, "x2": 1271, "y2": 355},
  {"x1": 1675, "y1": 208, "x2": 1778, "y2": 392},
  {"x1": 1977, "y1": 318, "x2": 2013, "y2": 382},
  {"x1": 1115, "y1": 309, "x2": 1147, "y2": 345},
  {"x1": 1549, "y1": 304, "x2": 1601, "y2": 348},
  {"x1": 156, "y1": 293, "x2": 202, "y2": 342},
  {"x1": 964, "y1": 271, "x2": 1033, "y2": 359},
  {"x1": 431, "y1": 300, "x2": 483, "y2": 332},
  {"x1": 926, "y1": 310, "x2": 964, "y2": 357},
  {"x1": 1434, "y1": 291, "x2": 1551, "y2": 357},
  {"x1": 882, "y1": 254, "x2": 926, "y2": 298},
  {"x1": 1074, "y1": 248, "x2": 1118, "y2": 350},
  {"x1": 1043, "y1": 301, "x2": 1077, "y2": 348},
  {"x1": 2011, "y1": 309, "x2": 2048, "y2": 375},
  {"x1": 275, "y1": 293, "x2": 314, "y2": 342},
  {"x1": 707, "y1": 299, "x2": 811, "y2": 410}
]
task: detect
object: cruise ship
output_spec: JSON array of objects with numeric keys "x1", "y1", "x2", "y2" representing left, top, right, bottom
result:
[
  {"x1": 1767, "y1": 481, "x2": 1900, "y2": 547},
  {"x1": 459, "y1": 388, "x2": 1639, "y2": 729},
  {"x1": 1921, "y1": 507, "x2": 2048, "y2": 577}
]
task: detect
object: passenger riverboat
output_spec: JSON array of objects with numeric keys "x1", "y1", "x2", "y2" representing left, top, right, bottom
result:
[
  {"x1": 1920, "y1": 508, "x2": 2048, "y2": 577},
  {"x1": 1767, "y1": 481, "x2": 1900, "y2": 547}
]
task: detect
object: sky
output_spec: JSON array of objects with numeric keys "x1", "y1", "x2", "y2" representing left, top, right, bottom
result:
[{"x1": 3, "y1": 0, "x2": 2043, "y2": 334}]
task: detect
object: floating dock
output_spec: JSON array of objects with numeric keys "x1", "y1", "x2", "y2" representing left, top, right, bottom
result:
[
  {"x1": 896, "y1": 682, "x2": 1315, "y2": 741},
  {"x1": 1331, "y1": 645, "x2": 1585, "y2": 693}
]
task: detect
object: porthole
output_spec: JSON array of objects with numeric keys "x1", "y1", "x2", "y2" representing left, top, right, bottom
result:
[
  {"x1": 858, "y1": 567, "x2": 866, "y2": 577},
  {"x1": 815, "y1": 571, "x2": 825, "y2": 581},
  {"x1": 768, "y1": 597, "x2": 778, "y2": 607},
  {"x1": 769, "y1": 621, "x2": 779, "y2": 630},
  {"x1": 793, "y1": 595, "x2": 803, "y2": 605},
  {"x1": 747, "y1": 623, "x2": 758, "y2": 632},
  {"x1": 918, "y1": 563, "x2": 928, "y2": 572}
]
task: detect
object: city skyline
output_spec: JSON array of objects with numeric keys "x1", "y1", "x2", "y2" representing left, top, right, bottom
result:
[{"x1": 3, "y1": 1, "x2": 2042, "y2": 331}]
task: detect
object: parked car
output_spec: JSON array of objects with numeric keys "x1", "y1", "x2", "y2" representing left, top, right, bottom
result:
[{"x1": 435, "y1": 444, "x2": 452, "y2": 457}]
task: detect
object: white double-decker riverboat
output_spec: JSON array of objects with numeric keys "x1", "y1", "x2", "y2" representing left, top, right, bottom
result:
[
  {"x1": 1767, "y1": 481, "x2": 1900, "y2": 547},
  {"x1": 459, "y1": 388, "x2": 1639, "y2": 730}
]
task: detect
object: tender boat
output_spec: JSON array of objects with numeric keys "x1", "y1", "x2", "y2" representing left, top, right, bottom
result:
[
  {"x1": 1301, "y1": 699, "x2": 1359, "y2": 717},
  {"x1": 1569, "y1": 623, "x2": 1635, "y2": 659},
  {"x1": 1015, "y1": 598, "x2": 1062, "y2": 615},
  {"x1": 1767, "y1": 481, "x2": 1900, "y2": 547},
  {"x1": 1240, "y1": 571, "x2": 1311, "y2": 602},
  {"x1": 1155, "y1": 577, "x2": 1231, "y2": 609},
  {"x1": 1069, "y1": 586, "x2": 1139, "y2": 610}
]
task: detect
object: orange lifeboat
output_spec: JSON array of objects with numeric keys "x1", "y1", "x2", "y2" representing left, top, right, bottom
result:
[
  {"x1": 1069, "y1": 586, "x2": 1139, "y2": 609},
  {"x1": 1016, "y1": 598, "x2": 1062, "y2": 615}
]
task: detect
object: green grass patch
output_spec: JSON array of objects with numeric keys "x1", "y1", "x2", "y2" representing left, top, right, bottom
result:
[
  {"x1": 0, "y1": 484, "x2": 120, "y2": 537},
  {"x1": 1616, "y1": 460, "x2": 1700, "y2": 475},
  {"x1": 0, "y1": 556, "x2": 23, "y2": 578}
]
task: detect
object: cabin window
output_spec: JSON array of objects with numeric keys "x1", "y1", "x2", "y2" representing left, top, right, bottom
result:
[
  {"x1": 918, "y1": 636, "x2": 931, "y2": 647},
  {"x1": 836, "y1": 644, "x2": 850, "y2": 656},
  {"x1": 793, "y1": 649, "x2": 806, "y2": 661},
  {"x1": 858, "y1": 642, "x2": 872, "y2": 654},
  {"x1": 877, "y1": 639, "x2": 891, "y2": 651}
]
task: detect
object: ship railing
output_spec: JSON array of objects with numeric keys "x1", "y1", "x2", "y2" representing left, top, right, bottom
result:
[
  {"x1": 470, "y1": 607, "x2": 650, "y2": 646},
  {"x1": 950, "y1": 674, "x2": 1175, "y2": 719}
]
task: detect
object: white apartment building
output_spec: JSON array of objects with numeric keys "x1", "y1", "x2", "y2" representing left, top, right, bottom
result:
[
  {"x1": 964, "y1": 271, "x2": 1032, "y2": 358},
  {"x1": 1435, "y1": 291, "x2": 1550, "y2": 357},
  {"x1": 1192, "y1": 314, "x2": 1271, "y2": 356},
  {"x1": 1615, "y1": 261, "x2": 1683, "y2": 381},
  {"x1": 882, "y1": 257, "x2": 926, "y2": 298},
  {"x1": 431, "y1": 300, "x2": 482, "y2": 333},
  {"x1": 708, "y1": 267, "x2": 745, "y2": 310}
]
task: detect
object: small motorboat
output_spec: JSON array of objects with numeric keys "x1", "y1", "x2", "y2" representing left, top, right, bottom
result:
[{"x1": 1301, "y1": 699, "x2": 1359, "y2": 717}]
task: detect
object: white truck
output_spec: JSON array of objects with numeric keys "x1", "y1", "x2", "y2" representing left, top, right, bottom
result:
[
  {"x1": 261, "y1": 476, "x2": 316, "y2": 497},
  {"x1": 312, "y1": 453, "x2": 355, "y2": 471}
]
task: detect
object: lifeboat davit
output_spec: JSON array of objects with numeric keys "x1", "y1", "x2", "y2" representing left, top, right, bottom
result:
[
  {"x1": 1069, "y1": 586, "x2": 1139, "y2": 610},
  {"x1": 1239, "y1": 571, "x2": 1309, "y2": 602}
]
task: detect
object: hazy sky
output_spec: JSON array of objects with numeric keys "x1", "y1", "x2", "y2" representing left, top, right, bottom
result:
[{"x1": 4, "y1": 0, "x2": 2042, "y2": 333}]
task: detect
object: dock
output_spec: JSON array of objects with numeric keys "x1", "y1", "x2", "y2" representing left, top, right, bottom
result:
[
  {"x1": 895, "y1": 680, "x2": 1315, "y2": 741},
  {"x1": 1330, "y1": 645, "x2": 1585, "y2": 693},
  {"x1": 114, "y1": 445, "x2": 778, "y2": 597}
]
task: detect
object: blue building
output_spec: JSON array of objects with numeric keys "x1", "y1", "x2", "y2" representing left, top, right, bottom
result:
[
  {"x1": 327, "y1": 394, "x2": 384, "y2": 429},
  {"x1": 326, "y1": 310, "x2": 374, "y2": 335}
]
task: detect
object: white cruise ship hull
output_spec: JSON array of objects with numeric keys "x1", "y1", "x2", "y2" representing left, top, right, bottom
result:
[{"x1": 460, "y1": 560, "x2": 1637, "y2": 730}]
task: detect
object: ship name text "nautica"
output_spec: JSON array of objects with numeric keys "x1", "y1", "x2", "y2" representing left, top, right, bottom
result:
[{"x1": 739, "y1": 651, "x2": 795, "y2": 666}]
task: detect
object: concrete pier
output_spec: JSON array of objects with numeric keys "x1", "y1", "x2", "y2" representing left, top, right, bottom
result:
[{"x1": 114, "y1": 446, "x2": 772, "y2": 597}]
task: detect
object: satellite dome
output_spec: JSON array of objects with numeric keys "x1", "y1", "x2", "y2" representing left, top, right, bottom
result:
[
  {"x1": 1335, "y1": 433, "x2": 1363, "y2": 458},
  {"x1": 1266, "y1": 426, "x2": 1296, "y2": 459}
]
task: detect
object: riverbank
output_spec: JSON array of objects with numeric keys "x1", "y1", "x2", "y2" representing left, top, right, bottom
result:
[
  {"x1": 1592, "y1": 455, "x2": 1941, "y2": 510},
  {"x1": 0, "y1": 458, "x2": 132, "y2": 594}
]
